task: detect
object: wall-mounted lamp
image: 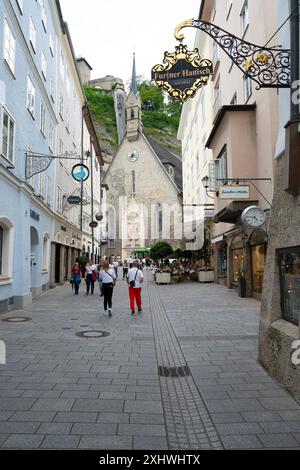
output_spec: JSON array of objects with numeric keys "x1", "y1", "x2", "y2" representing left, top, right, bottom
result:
[{"x1": 201, "y1": 175, "x2": 215, "y2": 199}]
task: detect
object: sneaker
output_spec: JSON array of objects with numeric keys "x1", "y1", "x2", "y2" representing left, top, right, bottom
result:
[
  {"x1": 108, "y1": 308, "x2": 112, "y2": 317},
  {"x1": 131, "y1": 310, "x2": 135, "y2": 316},
  {"x1": 138, "y1": 309, "x2": 143, "y2": 314},
  {"x1": 104, "y1": 310, "x2": 108, "y2": 316}
]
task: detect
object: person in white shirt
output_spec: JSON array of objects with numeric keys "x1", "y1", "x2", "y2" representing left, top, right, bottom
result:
[
  {"x1": 127, "y1": 260, "x2": 144, "y2": 316},
  {"x1": 99, "y1": 261, "x2": 116, "y2": 317},
  {"x1": 85, "y1": 260, "x2": 96, "y2": 295}
]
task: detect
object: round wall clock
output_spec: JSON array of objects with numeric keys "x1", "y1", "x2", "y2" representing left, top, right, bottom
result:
[
  {"x1": 241, "y1": 206, "x2": 266, "y2": 229},
  {"x1": 128, "y1": 149, "x2": 139, "y2": 162}
]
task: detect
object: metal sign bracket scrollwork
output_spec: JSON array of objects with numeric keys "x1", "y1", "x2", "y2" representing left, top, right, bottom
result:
[
  {"x1": 24, "y1": 150, "x2": 90, "y2": 180},
  {"x1": 174, "y1": 19, "x2": 291, "y2": 89}
]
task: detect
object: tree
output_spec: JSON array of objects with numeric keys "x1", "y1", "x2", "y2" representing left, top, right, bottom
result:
[
  {"x1": 150, "y1": 242, "x2": 173, "y2": 260},
  {"x1": 138, "y1": 80, "x2": 164, "y2": 111}
]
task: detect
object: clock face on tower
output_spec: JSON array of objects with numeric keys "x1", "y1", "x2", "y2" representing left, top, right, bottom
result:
[{"x1": 128, "y1": 149, "x2": 139, "y2": 162}]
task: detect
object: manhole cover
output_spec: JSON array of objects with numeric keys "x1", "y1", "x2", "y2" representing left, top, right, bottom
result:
[
  {"x1": 158, "y1": 365, "x2": 191, "y2": 378},
  {"x1": 2, "y1": 317, "x2": 32, "y2": 323},
  {"x1": 75, "y1": 330, "x2": 110, "y2": 338}
]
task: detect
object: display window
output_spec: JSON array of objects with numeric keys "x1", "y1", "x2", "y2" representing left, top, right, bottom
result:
[
  {"x1": 249, "y1": 230, "x2": 268, "y2": 293},
  {"x1": 278, "y1": 247, "x2": 300, "y2": 326},
  {"x1": 218, "y1": 243, "x2": 227, "y2": 276}
]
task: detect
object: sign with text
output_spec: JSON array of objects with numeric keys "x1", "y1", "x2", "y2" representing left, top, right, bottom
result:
[
  {"x1": 67, "y1": 196, "x2": 81, "y2": 205},
  {"x1": 219, "y1": 185, "x2": 250, "y2": 200},
  {"x1": 151, "y1": 43, "x2": 213, "y2": 102}
]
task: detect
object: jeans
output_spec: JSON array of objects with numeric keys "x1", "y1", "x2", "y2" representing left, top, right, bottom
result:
[
  {"x1": 102, "y1": 282, "x2": 113, "y2": 310},
  {"x1": 85, "y1": 274, "x2": 94, "y2": 294}
]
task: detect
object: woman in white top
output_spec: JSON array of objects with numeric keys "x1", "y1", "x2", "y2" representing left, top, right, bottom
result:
[{"x1": 99, "y1": 261, "x2": 116, "y2": 317}]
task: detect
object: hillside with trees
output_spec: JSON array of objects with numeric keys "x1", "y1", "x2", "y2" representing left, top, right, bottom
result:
[{"x1": 84, "y1": 79, "x2": 182, "y2": 156}]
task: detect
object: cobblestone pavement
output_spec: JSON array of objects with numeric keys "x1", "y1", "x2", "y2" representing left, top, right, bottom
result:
[{"x1": 0, "y1": 270, "x2": 300, "y2": 450}]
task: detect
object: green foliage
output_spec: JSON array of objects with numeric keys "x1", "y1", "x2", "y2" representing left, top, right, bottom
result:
[
  {"x1": 84, "y1": 86, "x2": 118, "y2": 147},
  {"x1": 150, "y1": 241, "x2": 173, "y2": 260},
  {"x1": 76, "y1": 256, "x2": 89, "y2": 268},
  {"x1": 138, "y1": 80, "x2": 164, "y2": 111}
]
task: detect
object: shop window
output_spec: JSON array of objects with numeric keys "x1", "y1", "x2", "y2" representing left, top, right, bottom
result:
[
  {"x1": 42, "y1": 234, "x2": 49, "y2": 271},
  {"x1": 278, "y1": 247, "x2": 300, "y2": 326},
  {"x1": 249, "y1": 229, "x2": 268, "y2": 293},
  {"x1": 0, "y1": 218, "x2": 13, "y2": 279},
  {"x1": 218, "y1": 243, "x2": 227, "y2": 276},
  {"x1": 231, "y1": 236, "x2": 244, "y2": 283}
]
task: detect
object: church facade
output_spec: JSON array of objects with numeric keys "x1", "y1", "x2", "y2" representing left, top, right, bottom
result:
[{"x1": 101, "y1": 58, "x2": 183, "y2": 260}]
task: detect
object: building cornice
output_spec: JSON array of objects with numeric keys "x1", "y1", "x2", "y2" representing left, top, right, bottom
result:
[{"x1": 205, "y1": 104, "x2": 257, "y2": 148}]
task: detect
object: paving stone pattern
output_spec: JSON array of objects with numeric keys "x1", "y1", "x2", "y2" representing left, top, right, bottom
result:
[{"x1": 0, "y1": 270, "x2": 300, "y2": 449}]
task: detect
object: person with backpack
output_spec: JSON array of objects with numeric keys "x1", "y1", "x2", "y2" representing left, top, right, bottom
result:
[
  {"x1": 127, "y1": 260, "x2": 144, "y2": 316},
  {"x1": 99, "y1": 261, "x2": 116, "y2": 317}
]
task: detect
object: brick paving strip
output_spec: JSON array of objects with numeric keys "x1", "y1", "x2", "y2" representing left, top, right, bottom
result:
[{"x1": 147, "y1": 279, "x2": 223, "y2": 450}]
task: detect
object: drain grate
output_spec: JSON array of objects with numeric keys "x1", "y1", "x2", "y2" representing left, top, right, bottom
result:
[
  {"x1": 76, "y1": 330, "x2": 110, "y2": 339},
  {"x1": 158, "y1": 365, "x2": 191, "y2": 378},
  {"x1": 2, "y1": 317, "x2": 32, "y2": 323}
]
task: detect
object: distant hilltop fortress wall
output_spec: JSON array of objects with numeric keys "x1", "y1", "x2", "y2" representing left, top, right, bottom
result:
[{"x1": 76, "y1": 57, "x2": 127, "y2": 145}]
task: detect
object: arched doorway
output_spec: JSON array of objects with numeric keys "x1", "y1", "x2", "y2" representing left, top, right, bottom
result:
[{"x1": 30, "y1": 227, "x2": 39, "y2": 289}]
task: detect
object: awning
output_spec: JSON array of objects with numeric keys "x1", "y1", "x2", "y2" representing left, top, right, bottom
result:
[
  {"x1": 133, "y1": 248, "x2": 151, "y2": 253},
  {"x1": 211, "y1": 235, "x2": 224, "y2": 244},
  {"x1": 213, "y1": 200, "x2": 258, "y2": 224}
]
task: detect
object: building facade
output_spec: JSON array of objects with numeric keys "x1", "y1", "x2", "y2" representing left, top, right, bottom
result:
[
  {"x1": 0, "y1": 0, "x2": 102, "y2": 312},
  {"x1": 178, "y1": 0, "x2": 279, "y2": 299},
  {"x1": 259, "y1": 0, "x2": 300, "y2": 403}
]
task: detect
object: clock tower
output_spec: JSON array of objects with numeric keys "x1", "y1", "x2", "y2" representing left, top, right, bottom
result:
[{"x1": 126, "y1": 53, "x2": 142, "y2": 141}]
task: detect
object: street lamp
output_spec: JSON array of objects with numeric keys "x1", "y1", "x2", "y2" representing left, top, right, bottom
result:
[{"x1": 201, "y1": 175, "x2": 215, "y2": 200}]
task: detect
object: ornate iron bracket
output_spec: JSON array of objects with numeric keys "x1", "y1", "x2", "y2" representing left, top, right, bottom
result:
[
  {"x1": 174, "y1": 19, "x2": 291, "y2": 89},
  {"x1": 25, "y1": 150, "x2": 89, "y2": 180}
]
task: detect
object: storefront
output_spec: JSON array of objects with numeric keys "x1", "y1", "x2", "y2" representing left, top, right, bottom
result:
[
  {"x1": 249, "y1": 229, "x2": 268, "y2": 294},
  {"x1": 278, "y1": 246, "x2": 300, "y2": 326},
  {"x1": 231, "y1": 235, "x2": 245, "y2": 287}
]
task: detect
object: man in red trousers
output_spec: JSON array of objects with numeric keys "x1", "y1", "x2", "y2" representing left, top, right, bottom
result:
[{"x1": 127, "y1": 260, "x2": 144, "y2": 316}]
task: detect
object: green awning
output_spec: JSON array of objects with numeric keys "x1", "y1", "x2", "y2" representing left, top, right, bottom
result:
[{"x1": 133, "y1": 248, "x2": 151, "y2": 253}]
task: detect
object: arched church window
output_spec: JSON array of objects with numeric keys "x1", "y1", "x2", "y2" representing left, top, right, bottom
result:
[
  {"x1": 131, "y1": 109, "x2": 134, "y2": 119},
  {"x1": 131, "y1": 170, "x2": 136, "y2": 195}
]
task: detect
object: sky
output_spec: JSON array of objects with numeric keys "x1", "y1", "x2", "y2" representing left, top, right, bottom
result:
[{"x1": 59, "y1": 0, "x2": 199, "y2": 87}]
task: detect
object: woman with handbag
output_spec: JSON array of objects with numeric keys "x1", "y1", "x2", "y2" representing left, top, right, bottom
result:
[
  {"x1": 99, "y1": 261, "x2": 116, "y2": 317},
  {"x1": 127, "y1": 260, "x2": 144, "y2": 316},
  {"x1": 71, "y1": 262, "x2": 82, "y2": 295}
]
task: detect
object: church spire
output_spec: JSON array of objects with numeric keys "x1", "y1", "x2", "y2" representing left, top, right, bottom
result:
[{"x1": 130, "y1": 52, "x2": 138, "y2": 96}]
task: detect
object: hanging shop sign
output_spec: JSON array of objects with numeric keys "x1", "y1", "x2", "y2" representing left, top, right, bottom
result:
[
  {"x1": 219, "y1": 185, "x2": 250, "y2": 200},
  {"x1": 67, "y1": 196, "x2": 82, "y2": 205},
  {"x1": 71, "y1": 164, "x2": 90, "y2": 182},
  {"x1": 151, "y1": 43, "x2": 213, "y2": 102}
]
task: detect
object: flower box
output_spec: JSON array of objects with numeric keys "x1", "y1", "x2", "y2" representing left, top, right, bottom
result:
[{"x1": 198, "y1": 270, "x2": 214, "y2": 283}]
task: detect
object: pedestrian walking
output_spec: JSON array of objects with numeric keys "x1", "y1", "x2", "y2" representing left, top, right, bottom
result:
[
  {"x1": 85, "y1": 260, "x2": 96, "y2": 295},
  {"x1": 98, "y1": 260, "x2": 104, "y2": 297},
  {"x1": 99, "y1": 261, "x2": 116, "y2": 317},
  {"x1": 113, "y1": 259, "x2": 119, "y2": 278},
  {"x1": 71, "y1": 262, "x2": 81, "y2": 295},
  {"x1": 122, "y1": 259, "x2": 129, "y2": 280},
  {"x1": 127, "y1": 260, "x2": 144, "y2": 316}
]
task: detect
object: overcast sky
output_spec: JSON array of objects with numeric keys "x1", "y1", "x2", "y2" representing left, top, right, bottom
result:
[{"x1": 59, "y1": 0, "x2": 199, "y2": 86}]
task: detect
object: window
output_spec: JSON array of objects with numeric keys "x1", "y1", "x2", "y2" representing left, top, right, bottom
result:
[
  {"x1": 46, "y1": 175, "x2": 51, "y2": 205},
  {"x1": 4, "y1": 19, "x2": 16, "y2": 75},
  {"x1": 241, "y1": 0, "x2": 249, "y2": 35},
  {"x1": 1, "y1": 108, "x2": 15, "y2": 162},
  {"x1": 48, "y1": 121, "x2": 54, "y2": 151},
  {"x1": 131, "y1": 170, "x2": 136, "y2": 195},
  {"x1": 278, "y1": 247, "x2": 300, "y2": 326},
  {"x1": 215, "y1": 146, "x2": 227, "y2": 185},
  {"x1": 42, "y1": 234, "x2": 49, "y2": 271},
  {"x1": 41, "y1": 1, "x2": 47, "y2": 31},
  {"x1": 29, "y1": 17, "x2": 36, "y2": 52},
  {"x1": 59, "y1": 93, "x2": 64, "y2": 119},
  {"x1": 226, "y1": 0, "x2": 232, "y2": 18},
  {"x1": 27, "y1": 76, "x2": 35, "y2": 117},
  {"x1": 213, "y1": 78, "x2": 222, "y2": 117},
  {"x1": 0, "y1": 218, "x2": 13, "y2": 279},
  {"x1": 50, "y1": 78, "x2": 54, "y2": 102},
  {"x1": 230, "y1": 92, "x2": 237, "y2": 106},
  {"x1": 38, "y1": 171, "x2": 44, "y2": 196},
  {"x1": 40, "y1": 101, "x2": 46, "y2": 136},
  {"x1": 49, "y1": 32, "x2": 54, "y2": 56},
  {"x1": 56, "y1": 186, "x2": 63, "y2": 213},
  {"x1": 16, "y1": 0, "x2": 23, "y2": 13},
  {"x1": 41, "y1": 51, "x2": 46, "y2": 80},
  {"x1": 244, "y1": 75, "x2": 252, "y2": 101},
  {"x1": 60, "y1": 49, "x2": 64, "y2": 77}
]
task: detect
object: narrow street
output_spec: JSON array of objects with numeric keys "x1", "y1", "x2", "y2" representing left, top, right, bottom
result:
[{"x1": 0, "y1": 271, "x2": 300, "y2": 450}]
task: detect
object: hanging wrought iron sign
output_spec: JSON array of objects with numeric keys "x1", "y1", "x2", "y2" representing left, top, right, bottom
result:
[
  {"x1": 71, "y1": 164, "x2": 90, "y2": 182},
  {"x1": 151, "y1": 43, "x2": 213, "y2": 102}
]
